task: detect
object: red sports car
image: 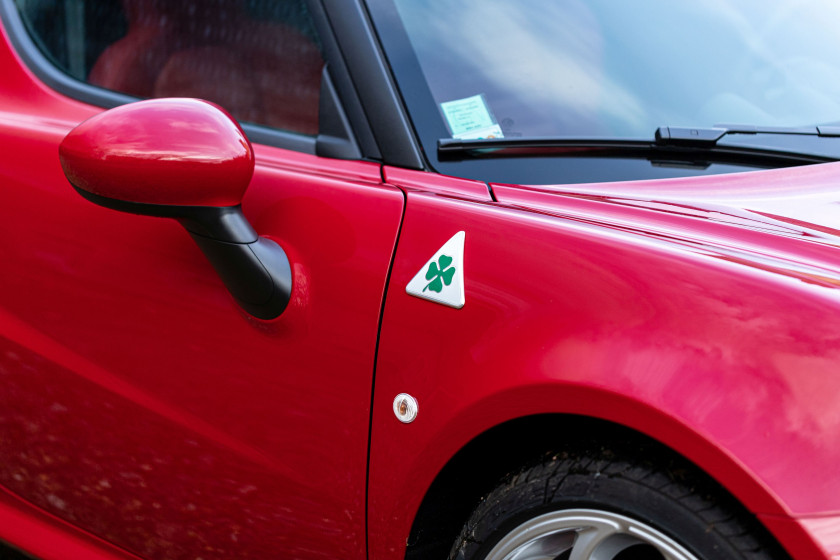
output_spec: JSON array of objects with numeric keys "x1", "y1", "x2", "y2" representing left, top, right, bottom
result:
[{"x1": 1, "y1": 0, "x2": 839, "y2": 559}]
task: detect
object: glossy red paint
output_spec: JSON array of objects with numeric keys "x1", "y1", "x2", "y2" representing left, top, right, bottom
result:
[
  {"x1": 761, "y1": 514, "x2": 840, "y2": 560},
  {"x1": 798, "y1": 516, "x2": 840, "y2": 558},
  {"x1": 0, "y1": 487, "x2": 141, "y2": 560},
  {"x1": 369, "y1": 167, "x2": 840, "y2": 559},
  {"x1": 383, "y1": 165, "x2": 493, "y2": 202},
  {"x1": 0, "y1": 31, "x2": 405, "y2": 556},
  {"x1": 1, "y1": 3, "x2": 838, "y2": 560},
  {"x1": 59, "y1": 98, "x2": 253, "y2": 207}
]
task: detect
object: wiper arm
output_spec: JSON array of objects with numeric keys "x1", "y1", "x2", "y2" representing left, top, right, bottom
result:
[
  {"x1": 654, "y1": 127, "x2": 726, "y2": 146},
  {"x1": 655, "y1": 125, "x2": 840, "y2": 147}
]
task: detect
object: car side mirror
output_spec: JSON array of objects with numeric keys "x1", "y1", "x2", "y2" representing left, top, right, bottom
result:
[{"x1": 59, "y1": 98, "x2": 292, "y2": 320}]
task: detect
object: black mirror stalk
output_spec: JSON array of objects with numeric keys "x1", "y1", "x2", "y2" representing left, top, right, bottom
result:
[{"x1": 73, "y1": 187, "x2": 291, "y2": 320}]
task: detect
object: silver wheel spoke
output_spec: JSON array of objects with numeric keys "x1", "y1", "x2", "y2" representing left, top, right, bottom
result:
[
  {"x1": 506, "y1": 530, "x2": 575, "y2": 560},
  {"x1": 567, "y1": 524, "x2": 620, "y2": 560},
  {"x1": 485, "y1": 509, "x2": 700, "y2": 560}
]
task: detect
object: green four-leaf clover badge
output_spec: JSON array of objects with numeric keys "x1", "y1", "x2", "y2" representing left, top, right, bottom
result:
[
  {"x1": 423, "y1": 254, "x2": 456, "y2": 293},
  {"x1": 405, "y1": 231, "x2": 465, "y2": 309}
]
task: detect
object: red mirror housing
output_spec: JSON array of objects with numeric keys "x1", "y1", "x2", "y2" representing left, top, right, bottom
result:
[{"x1": 59, "y1": 98, "x2": 254, "y2": 208}]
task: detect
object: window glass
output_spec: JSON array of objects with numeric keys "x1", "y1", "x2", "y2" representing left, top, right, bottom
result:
[
  {"x1": 15, "y1": 0, "x2": 324, "y2": 136},
  {"x1": 384, "y1": 0, "x2": 840, "y2": 140}
]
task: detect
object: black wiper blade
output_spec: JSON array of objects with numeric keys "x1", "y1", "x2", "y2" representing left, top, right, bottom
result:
[
  {"x1": 438, "y1": 136, "x2": 651, "y2": 153},
  {"x1": 438, "y1": 128, "x2": 838, "y2": 166}
]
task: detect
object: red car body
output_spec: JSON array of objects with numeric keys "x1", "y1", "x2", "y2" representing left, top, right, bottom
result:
[{"x1": 0, "y1": 1, "x2": 839, "y2": 559}]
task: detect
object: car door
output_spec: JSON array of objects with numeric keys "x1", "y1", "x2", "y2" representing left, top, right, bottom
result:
[{"x1": 0, "y1": 1, "x2": 403, "y2": 558}]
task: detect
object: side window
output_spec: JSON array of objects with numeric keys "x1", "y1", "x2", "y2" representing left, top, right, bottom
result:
[{"x1": 14, "y1": 0, "x2": 324, "y2": 136}]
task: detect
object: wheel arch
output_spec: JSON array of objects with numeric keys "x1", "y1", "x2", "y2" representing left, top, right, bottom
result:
[{"x1": 403, "y1": 412, "x2": 797, "y2": 560}]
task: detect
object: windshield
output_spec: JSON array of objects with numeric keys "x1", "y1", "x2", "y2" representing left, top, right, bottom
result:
[
  {"x1": 368, "y1": 0, "x2": 840, "y2": 184},
  {"x1": 386, "y1": 0, "x2": 840, "y2": 140}
]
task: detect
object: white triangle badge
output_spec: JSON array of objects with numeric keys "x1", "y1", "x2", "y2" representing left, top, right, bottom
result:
[{"x1": 406, "y1": 231, "x2": 465, "y2": 309}]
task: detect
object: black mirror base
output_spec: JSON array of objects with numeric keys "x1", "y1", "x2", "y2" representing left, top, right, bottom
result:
[
  {"x1": 71, "y1": 186, "x2": 291, "y2": 319},
  {"x1": 190, "y1": 234, "x2": 292, "y2": 320}
]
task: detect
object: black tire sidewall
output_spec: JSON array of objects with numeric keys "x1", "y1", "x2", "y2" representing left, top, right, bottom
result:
[{"x1": 455, "y1": 457, "x2": 783, "y2": 560}]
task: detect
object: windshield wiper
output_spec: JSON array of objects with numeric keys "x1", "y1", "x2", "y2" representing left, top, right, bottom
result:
[{"x1": 438, "y1": 125, "x2": 840, "y2": 167}]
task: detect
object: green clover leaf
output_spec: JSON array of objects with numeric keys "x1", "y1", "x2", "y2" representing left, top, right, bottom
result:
[{"x1": 423, "y1": 254, "x2": 456, "y2": 293}]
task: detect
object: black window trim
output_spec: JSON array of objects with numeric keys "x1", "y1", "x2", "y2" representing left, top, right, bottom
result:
[
  {"x1": 321, "y1": 0, "x2": 424, "y2": 170},
  {"x1": 308, "y1": 0, "x2": 375, "y2": 161}
]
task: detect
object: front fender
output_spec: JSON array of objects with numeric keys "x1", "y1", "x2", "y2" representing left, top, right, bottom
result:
[{"x1": 368, "y1": 191, "x2": 840, "y2": 558}]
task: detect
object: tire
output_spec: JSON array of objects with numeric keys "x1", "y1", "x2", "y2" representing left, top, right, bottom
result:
[{"x1": 448, "y1": 446, "x2": 789, "y2": 560}]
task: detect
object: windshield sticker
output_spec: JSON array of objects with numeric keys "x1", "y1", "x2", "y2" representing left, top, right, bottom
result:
[{"x1": 440, "y1": 94, "x2": 504, "y2": 140}]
